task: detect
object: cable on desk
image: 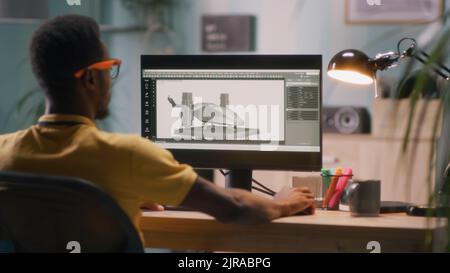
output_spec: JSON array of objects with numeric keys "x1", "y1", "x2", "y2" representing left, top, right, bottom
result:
[
  {"x1": 252, "y1": 186, "x2": 275, "y2": 196},
  {"x1": 252, "y1": 178, "x2": 276, "y2": 195},
  {"x1": 219, "y1": 169, "x2": 277, "y2": 197}
]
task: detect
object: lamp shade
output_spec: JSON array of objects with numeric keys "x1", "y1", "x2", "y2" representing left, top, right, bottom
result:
[{"x1": 328, "y1": 49, "x2": 375, "y2": 85}]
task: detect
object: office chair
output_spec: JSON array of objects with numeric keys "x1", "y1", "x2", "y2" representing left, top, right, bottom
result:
[{"x1": 0, "y1": 171, "x2": 143, "y2": 253}]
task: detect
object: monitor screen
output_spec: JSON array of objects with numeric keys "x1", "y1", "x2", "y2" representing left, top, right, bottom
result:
[{"x1": 141, "y1": 55, "x2": 322, "y2": 171}]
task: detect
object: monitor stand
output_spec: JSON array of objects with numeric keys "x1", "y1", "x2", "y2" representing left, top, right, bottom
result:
[{"x1": 224, "y1": 169, "x2": 252, "y2": 191}]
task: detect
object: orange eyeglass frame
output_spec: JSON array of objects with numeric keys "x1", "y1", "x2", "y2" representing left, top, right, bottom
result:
[{"x1": 74, "y1": 59, "x2": 122, "y2": 79}]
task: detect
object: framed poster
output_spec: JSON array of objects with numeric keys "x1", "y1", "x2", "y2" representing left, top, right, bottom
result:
[{"x1": 346, "y1": 0, "x2": 443, "y2": 24}]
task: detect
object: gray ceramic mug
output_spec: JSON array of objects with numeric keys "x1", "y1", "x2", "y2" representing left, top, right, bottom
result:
[{"x1": 348, "y1": 180, "x2": 380, "y2": 217}]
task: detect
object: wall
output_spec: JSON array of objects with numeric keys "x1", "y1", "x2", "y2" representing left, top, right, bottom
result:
[
  {"x1": 0, "y1": 23, "x2": 36, "y2": 132},
  {"x1": 1, "y1": 0, "x2": 449, "y2": 192},
  {"x1": 169, "y1": 0, "x2": 437, "y2": 109},
  {"x1": 103, "y1": 0, "x2": 448, "y2": 190},
  {"x1": 2, "y1": 0, "x2": 446, "y2": 133},
  {"x1": 0, "y1": 0, "x2": 102, "y2": 133},
  {"x1": 104, "y1": 0, "x2": 447, "y2": 135},
  {"x1": 103, "y1": 0, "x2": 446, "y2": 124}
]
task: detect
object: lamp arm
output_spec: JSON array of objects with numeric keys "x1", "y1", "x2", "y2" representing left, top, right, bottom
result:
[
  {"x1": 370, "y1": 51, "x2": 400, "y2": 71},
  {"x1": 372, "y1": 39, "x2": 450, "y2": 81},
  {"x1": 413, "y1": 50, "x2": 450, "y2": 81},
  {"x1": 398, "y1": 37, "x2": 450, "y2": 81}
]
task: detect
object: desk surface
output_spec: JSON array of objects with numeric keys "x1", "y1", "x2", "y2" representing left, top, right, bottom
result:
[{"x1": 140, "y1": 210, "x2": 447, "y2": 253}]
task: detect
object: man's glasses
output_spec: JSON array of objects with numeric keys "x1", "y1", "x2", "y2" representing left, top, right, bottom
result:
[{"x1": 74, "y1": 59, "x2": 122, "y2": 79}]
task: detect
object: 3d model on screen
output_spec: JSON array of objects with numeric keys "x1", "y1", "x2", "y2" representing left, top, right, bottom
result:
[{"x1": 167, "y1": 92, "x2": 259, "y2": 140}]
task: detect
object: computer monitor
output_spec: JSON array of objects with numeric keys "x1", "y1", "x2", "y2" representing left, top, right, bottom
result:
[{"x1": 141, "y1": 55, "x2": 322, "y2": 190}]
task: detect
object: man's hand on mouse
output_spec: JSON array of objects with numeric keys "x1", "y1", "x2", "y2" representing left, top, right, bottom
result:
[{"x1": 273, "y1": 186, "x2": 315, "y2": 216}]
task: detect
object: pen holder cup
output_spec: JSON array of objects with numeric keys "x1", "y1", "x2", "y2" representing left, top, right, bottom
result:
[{"x1": 320, "y1": 174, "x2": 354, "y2": 210}]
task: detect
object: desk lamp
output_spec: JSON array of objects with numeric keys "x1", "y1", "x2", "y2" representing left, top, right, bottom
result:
[
  {"x1": 328, "y1": 38, "x2": 450, "y2": 215},
  {"x1": 327, "y1": 37, "x2": 450, "y2": 97}
]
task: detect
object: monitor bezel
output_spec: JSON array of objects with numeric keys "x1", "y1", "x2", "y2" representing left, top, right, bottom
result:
[{"x1": 141, "y1": 55, "x2": 322, "y2": 172}]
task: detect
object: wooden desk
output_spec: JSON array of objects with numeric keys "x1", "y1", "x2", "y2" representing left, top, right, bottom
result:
[{"x1": 140, "y1": 210, "x2": 447, "y2": 253}]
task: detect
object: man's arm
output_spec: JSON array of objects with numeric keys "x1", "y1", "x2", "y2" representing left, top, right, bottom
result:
[{"x1": 179, "y1": 176, "x2": 315, "y2": 225}]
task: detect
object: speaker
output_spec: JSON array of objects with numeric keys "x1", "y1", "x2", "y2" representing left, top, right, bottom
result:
[{"x1": 323, "y1": 106, "x2": 370, "y2": 134}]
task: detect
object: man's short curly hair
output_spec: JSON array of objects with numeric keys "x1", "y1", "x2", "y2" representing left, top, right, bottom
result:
[{"x1": 30, "y1": 14, "x2": 104, "y2": 98}]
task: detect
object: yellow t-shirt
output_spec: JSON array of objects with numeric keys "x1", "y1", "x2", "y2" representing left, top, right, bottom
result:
[{"x1": 0, "y1": 114, "x2": 197, "y2": 238}]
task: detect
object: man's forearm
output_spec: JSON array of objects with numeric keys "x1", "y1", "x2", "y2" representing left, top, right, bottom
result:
[
  {"x1": 226, "y1": 188, "x2": 288, "y2": 225},
  {"x1": 180, "y1": 176, "x2": 313, "y2": 225},
  {"x1": 180, "y1": 176, "x2": 287, "y2": 225}
]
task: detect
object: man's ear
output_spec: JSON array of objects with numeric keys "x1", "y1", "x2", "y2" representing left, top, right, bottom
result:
[{"x1": 81, "y1": 69, "x2": 97, "y2": 92}]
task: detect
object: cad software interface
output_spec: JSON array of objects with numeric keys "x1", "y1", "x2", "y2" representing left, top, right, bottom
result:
[{"x1": 142, "y1": 69, "x2": 320, "y2": 152}]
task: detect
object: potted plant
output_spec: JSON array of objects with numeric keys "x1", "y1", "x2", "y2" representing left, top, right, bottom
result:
[{"x1": 397, "y1": 15, "x2": 450, "y2": 252}]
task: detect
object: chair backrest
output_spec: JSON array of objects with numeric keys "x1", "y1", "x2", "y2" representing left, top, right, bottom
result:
[{"x1": 0, "y1": 171, "x2": 143, "y2": 253}]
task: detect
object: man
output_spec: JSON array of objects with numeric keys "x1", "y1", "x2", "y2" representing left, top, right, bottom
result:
[{"x1": 0, "y1": 15, "x2": 314, "y2": 239}]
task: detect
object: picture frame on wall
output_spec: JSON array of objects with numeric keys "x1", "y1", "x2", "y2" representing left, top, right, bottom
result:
[{"x1": 346, "y1": 0, "x2": 444, "y2": 24}]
